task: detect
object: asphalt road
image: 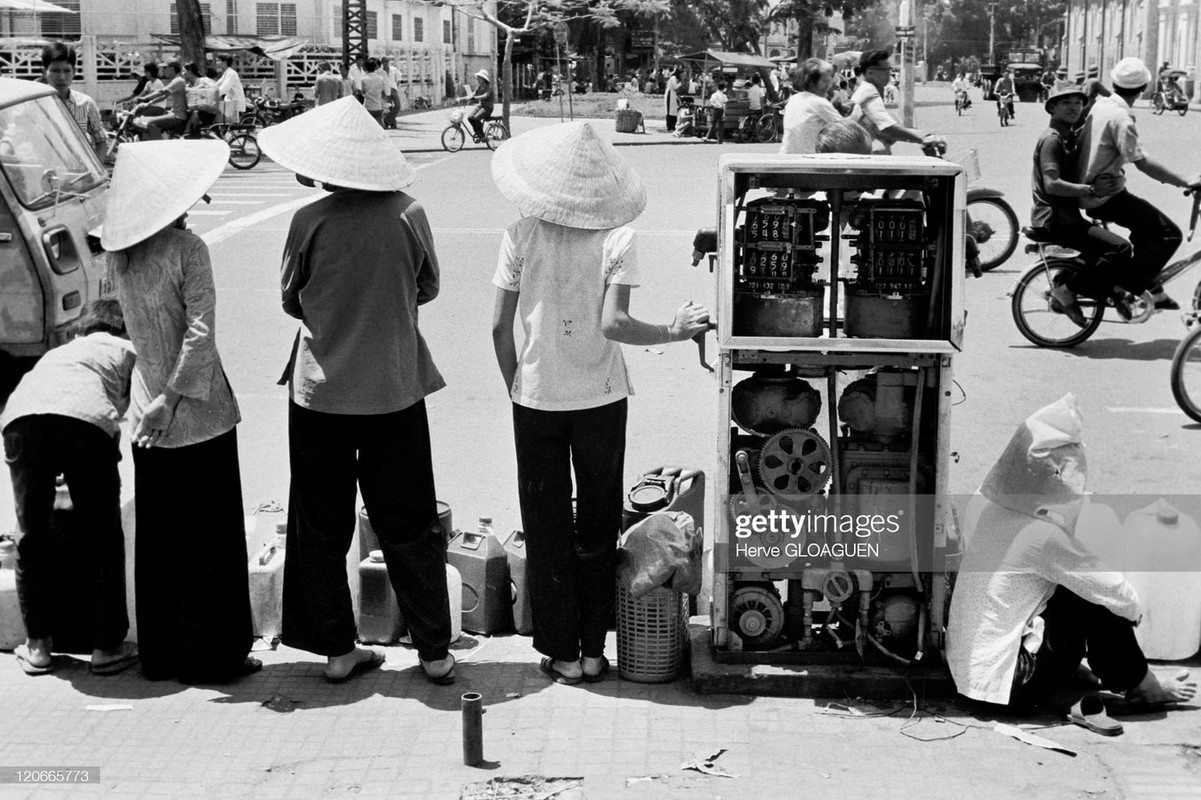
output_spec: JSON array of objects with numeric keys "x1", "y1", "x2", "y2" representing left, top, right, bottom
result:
[{"x1": 5, "y1": 85, "x2": 1200, "y2": 541}]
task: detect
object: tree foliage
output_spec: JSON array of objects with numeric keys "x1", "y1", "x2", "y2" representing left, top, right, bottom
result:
[{"x1": 770, "y1": 0, "x2": 878, "y2": 60}]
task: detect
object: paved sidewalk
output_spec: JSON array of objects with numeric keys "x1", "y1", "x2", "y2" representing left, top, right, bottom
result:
[{"x1": 2, "y1": 625, "x2": 1199, "y2": 799}]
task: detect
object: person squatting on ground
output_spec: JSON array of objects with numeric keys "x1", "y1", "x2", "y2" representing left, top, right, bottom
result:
[
  {"x1": 779, "y1": 58, "x2": 841, "y2": 155},
  {"x1": 947, "y1": 394, "x2": 1197, "y2": 716},
  {"x1": 489, "y1": 122, "x2": 711, "y2": 685},
  {"x1": 851, "y1": 50, "x2": 937, "y2": 154},
  {"x1": 2, "y1": 300, "x2": 139, "y2": 677},
  {"x1": 1029, "y1": 83, "x2": 1132, "y2": 326},
  {"x1": 257, "y1": 98, "x2": 455, "y2": 685},
  {"x1": 42, "y1": 43, "x2": 107, "y2": 163},
  {"x1": 103, "y1": 139, "x2": 257, "y2": 683},
  {"x1": 1076, "y1": 57, "x2": 1201, "y2": 310},
  {"x1": 467, "y1": 70, "x2": 495, "y2": 143}
]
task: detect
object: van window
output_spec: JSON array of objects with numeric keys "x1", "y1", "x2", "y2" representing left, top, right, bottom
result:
[{"x1": 0, "y1": 96, "x2": 106, "y2": 210}]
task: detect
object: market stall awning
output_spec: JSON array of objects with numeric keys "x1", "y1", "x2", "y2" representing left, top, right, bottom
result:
[
  {"x1": 0, "y1": 0, "x2": 77, "y2": 12},
  {"x1": 150, "y1": 34, "x2": 308, "y2": 62},
  {"x1": 679, "y1": 50, "x2": 776, "y2": 70}
]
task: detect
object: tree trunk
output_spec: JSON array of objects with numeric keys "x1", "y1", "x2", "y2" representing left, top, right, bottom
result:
[
  {"x1": 595, "y1": 22, "x2": 606, "y2": 90},
  {"x1": 502, "y1": 29, "x2": 514, "y2": 128},
  {"x1": 175, "y1": 0, "x2": 207, "y2": 70},
  {"x1": 794, "y1": 14, "x2": 814, "y2": 62}
]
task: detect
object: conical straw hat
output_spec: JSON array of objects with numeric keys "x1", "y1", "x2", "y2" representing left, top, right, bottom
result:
[
  {"x1": 490, "y1": 121, "x2": 646, "y2": 229},
  {"x1": 101, "y1": 139, "x2": 229, "y2": 252},
  {"x1": 258, "y1": 96, "x2": 415, "y2": 191}
]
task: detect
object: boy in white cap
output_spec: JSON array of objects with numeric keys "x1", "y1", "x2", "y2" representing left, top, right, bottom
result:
[
  {"x1": 258, "y1": 98, "x2": 455, "y2": 685},
  {"x1": 489, "y1": 122, "x2": 710, "y2": 684},
  {"x1": 1077, "y1": 57, "x2": 1201, "y2": 311},
  {"x1": 948, "y1": 395, "x2": 1196, "y2": 719}
]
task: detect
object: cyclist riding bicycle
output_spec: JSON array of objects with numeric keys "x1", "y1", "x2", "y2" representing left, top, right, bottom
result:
[
  {"x1": 952, "y1": 73, "x2": 972, "y2": 109},
  {"x1": 465, "y1": 69, "x2": 495, "y2": 143},
  {"x1": 994, "y1": 70, "x2": 1017, "y2": 118}
]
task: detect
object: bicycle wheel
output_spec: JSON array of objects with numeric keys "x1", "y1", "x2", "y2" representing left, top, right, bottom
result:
[
  {"x1": 967, "y1": 197, "x2": 1020, "y2": 271},
  {"x1": 1170, "y1": 323, "x2": 1201, "y2": 423},
  {"x1": 1152, "y1": 94, "x2": 1165, "y2": 115},
  {"x1": 484, "y1": 120, "x2": 510, "y2": 150},
  {"x1": 1178, "y1": 103, "x2": 1188, "y2": 116},
  {"x1": 227, "y1": 133, "x2": 262, "y2": 170},
  {"x1": 755, "y1": 113, "x2": 777, "y2": 143},
  {"x1": 1011, "y1": 261, "x2": 1105, "y2": 347},
  {"x1": 441, "y1": 124, "x2": 465, "y2": 153}
]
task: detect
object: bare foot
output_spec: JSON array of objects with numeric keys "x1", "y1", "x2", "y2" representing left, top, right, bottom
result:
[
  {"x1": 420, "y1": 654, "x2": 455, "y2": 680},
  {"x1": 324, "y1": 647, "x2": 380, "y2": 681},
  {"x1": 24, "y1": 638, "x2": 52, "y2": 668},
  {"x1": 552, "y1": 659, "x2": 583, "y2": 680},
  {"x1": 1126, "y1": 669, "x2": 1198, "y2": 706}
]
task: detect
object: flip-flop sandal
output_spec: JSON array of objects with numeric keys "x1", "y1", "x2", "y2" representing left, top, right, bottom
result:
[
  {"x1": 1067, "y1": 695, "x2": 1123, "y2": 736},
  {"x1": 420, "y1": 654, "x2": 456, "y2": 685},
  {"x1": 90, "y1": 643, "x2": 140, "y2": 676},
  {"x1": 582, "y1": 656, "x2": 610, "y2": 683},
  {"x1": 324, "y1": 650, "x2": 385, "y2": 684},
  {"x1": 15, "y1": 644, "x2": 52, "y2": 676},
  {"x1": 540, "y1": 656, "x2": 583, "y2": 686}
]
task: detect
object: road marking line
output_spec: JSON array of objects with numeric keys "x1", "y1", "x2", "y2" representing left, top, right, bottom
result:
[
  {"x1": 1106, "y1": 407, "x2": 1183, "y2": 414},
  {"x1": 188, "y1": 209, "x2": 233, "y2": 216},
  {"x1": 208, "y1": 192, "x2": 290, "y2": 197},
  {"x1": 207, "y1": 200, "x2": 271, "y2": 205},
  {"x1": 203, "y1": 155, "x2": 448, "y2": 247}
]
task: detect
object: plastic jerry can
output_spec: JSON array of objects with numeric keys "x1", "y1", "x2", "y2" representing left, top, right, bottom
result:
[
  {"x1": 445, "y1": 563, "x2": 464, "y2": 644},
  {"x1": 359, "y1": 501, "x2": 455, "y2": 562},
  {"x1": 0, "y1": 539, "x2": 25, "y2": 651},
  {"x1": 1122, "y1": 500, "x2": 1201, "y2": 660},
  {"x1": 503, "y1": 529, "x2": 533, "y2": 635},
  {"x1": 447, "y1": 518, "x2": 510, "y2": 635},
  {"x1": 357, "y1": 550, "x2": 404, "y2": 644},
  {"x1": 249, "y1": 524, "x2": 287, "y2": 639},
  {"x1": 622, "y1": 467, "x2": 708, "y2": 614}
]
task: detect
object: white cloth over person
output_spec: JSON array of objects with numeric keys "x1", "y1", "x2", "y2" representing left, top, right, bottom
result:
[{"x1": 492, "y1": 218, "x2": 640, "y2": 411}]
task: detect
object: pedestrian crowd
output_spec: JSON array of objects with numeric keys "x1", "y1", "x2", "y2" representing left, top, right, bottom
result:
[{"x1": 2, "y1": 97, "x2": 709, "y2": 688}]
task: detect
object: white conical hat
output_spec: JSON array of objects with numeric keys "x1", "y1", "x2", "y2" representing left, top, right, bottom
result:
[
  {"x1": 258, "y1": 96, "x2": 415, "y2": 191},
  {"x1": 101, "y1": 139, "x2": 229, "y2": 252},
  {"x1": 490, "y1": 121, "x2": 646, "y2": 229}
]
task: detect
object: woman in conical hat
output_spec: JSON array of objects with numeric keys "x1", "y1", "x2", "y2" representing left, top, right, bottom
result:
[
  {"x1": 257, "y1": 97, "x2": 455, "y2": 685},
  {"x1": 103, "y1": 139, "x2": 259, "y2": 683},
  {"x1": 490, "y1": 121, "x2": 710, "y2": 684}
]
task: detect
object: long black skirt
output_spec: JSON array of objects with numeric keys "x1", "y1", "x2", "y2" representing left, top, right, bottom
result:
[{"x1": 133, "y1": 427, "x2": 253, "y2": 682}]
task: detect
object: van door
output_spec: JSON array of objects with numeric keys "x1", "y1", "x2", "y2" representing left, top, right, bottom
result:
[{"x1": 0, "y1": 189, "x2": 43, "y2": 347}]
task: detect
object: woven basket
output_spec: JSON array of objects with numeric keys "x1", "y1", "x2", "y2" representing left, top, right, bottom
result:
[
  {"x1": 616, "y1": 584, "x2": 688, "y2": 683},
  {"x1": 614, "y1": 108, "x2": 643, "y2": 133}
]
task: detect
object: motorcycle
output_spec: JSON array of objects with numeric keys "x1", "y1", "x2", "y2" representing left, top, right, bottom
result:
[
  {"x1": 923, "y1": 141, "x2": 1020, "y2": 272},
  {"x1": 240, "y1": 94, "x2": 309, "y2": 129}
]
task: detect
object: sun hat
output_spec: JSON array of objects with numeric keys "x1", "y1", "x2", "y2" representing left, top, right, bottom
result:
[
  {"x1": 490, "y1": 121, "x2": 646, "y2": 229},
  {"x1": 979, "y1": 393, "x2": 1088, "y2": 514},
  {"x1": 257, "y1": 96, "x2": 415, "y2": 191},
  {"x1": 475, "y1": 69, "x2": 491, "y2": 82},
  {"x1": 101, "y1": 139, "x2": 228, "y2": 252},
  {"x1": 1044, "y1": 81, "x2": 1087, "y2": 112},
  {"x1": 1111, "y1": 57, "x2": 1152, "y2": 89}
]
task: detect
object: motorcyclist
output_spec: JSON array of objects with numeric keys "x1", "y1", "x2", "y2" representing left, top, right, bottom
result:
[
  {"x1": 465, "y1": 69, "x2": 494, "y2": 143},
  {"x1": 850, "y1": 49, "x2": 939, "y2": 154},
  {"x1": 952, "y1": 73, "x2": 972, "y2": 108},
  {"x1": 994, "y1": 69, "x2": 1017, "y2": 118}
]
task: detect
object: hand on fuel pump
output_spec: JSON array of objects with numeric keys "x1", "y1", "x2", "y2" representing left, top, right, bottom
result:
[{"x1": 669, "y1": 300, "x2": 712, "y2": 343}]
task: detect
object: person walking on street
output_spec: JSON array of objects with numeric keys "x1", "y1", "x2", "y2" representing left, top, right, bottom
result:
[
  {"x1": 314, "y1": 62, "x2": 342, "y2": 106},
  {"x1": 103, "y1": 139, "x2": 257, "y2": 684},
  {"x1": 42, "y1": 43, "x2": 107, "y2": 162},
  {"x1": 490, "y1": 122, "x2": 711, "y2": 685},
  {"x1": 360, "y1": 59, "x2": 388, "y2": 126},
  {"x1": 3, "y1": 300, "x2": 139, "y2": 678},
  {"x1": 664, "y1": 68, "x2": 682, "y2": 132},
  {"x1": 704, "y1": 81, "x2": 728, "y2": 143},
  {"x1": 779, "y1": 59, "x2": 841, "y2": 155},
  {"x1": 851, "y1": 50, "x2": 937, "y2": 154},
  {"x1": 1076, "y1": 57, "x2": 1201, "y2": 309},
  {"x1": 214, "y1": 53, "x2": 246, "y2": 124},
  {"x1": 258, "y1": 98, "x2": 455, "y2": 685}
]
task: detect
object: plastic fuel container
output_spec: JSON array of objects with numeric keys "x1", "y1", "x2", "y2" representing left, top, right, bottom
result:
[
  {"x1": 447, "y1": 518, "x2": 510, "y2": 634},
  {"x1": 249, "y1": 524, "x2": 287, "y2": 639},
  {"x1": 357, "y1": 550, "x2": 405, "y2": 644},
  {"x1": 1123, "y1": 500, "x2": 1201, "y2": 660},
  {"x1": 503, "y1": 529, "x2": 532, "y2": 635},
  {"x1": 0, "y1": 539, "x2": 25, "y2": 650},
  {"x1": 359, "y1": 501, "x2": 455, "y2": 561}
]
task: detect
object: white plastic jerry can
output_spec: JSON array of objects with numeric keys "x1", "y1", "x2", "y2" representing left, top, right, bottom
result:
[
  {"x1": 0, "y1": 539, "x2": 26, "y2": 650},
  {"x1": 1123, "y1": 499, "x2": 1201, "y2": 660},
  {"x1": 248, "y1": 524, "x2": 287, "y2": 639},
  {"x1": 446, "y1": 562, "x2": 463, "y2": 644}
]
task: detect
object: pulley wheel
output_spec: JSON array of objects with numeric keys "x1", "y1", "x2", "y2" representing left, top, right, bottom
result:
[
  {"x1": 758, "y1": 429, "x2": 832, "y2": 497},
  {"x1": 730, "y1": 584, "x2": 785, "y2": 649},
  {"x1": 728, "y1": 493, "x2": 793, "y2": 568}
]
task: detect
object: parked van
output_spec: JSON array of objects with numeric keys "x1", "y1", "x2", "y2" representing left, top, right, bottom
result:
[{"x1": 0, "y1": 77, "x2": 108, "y2": 362}]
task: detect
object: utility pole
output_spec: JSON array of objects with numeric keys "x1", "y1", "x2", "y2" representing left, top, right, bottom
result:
[
  {"x1": 899, "y1": 0, "x2": 916, "y2": 126},
  {"x1": 987, "y1": 3, "x2": 997, "y2": 64},
  {"x1": 176, "y1": 0, "x2": 206, "y2": 69}
]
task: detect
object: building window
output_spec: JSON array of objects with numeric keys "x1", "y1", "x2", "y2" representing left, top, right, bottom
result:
[
  {"x1": 366, "y1": 10, "x2": 377, "y2": 39},
  {"x1": 256, "y1": 2, "x2": 296, "y2": 35},
  {"x1": 40, "y1": 0, "x2": 81, "y2": 36},
  {"x1": 392, "y1": 14, "x2": 403, "y2": 41},
  {"x1": 170, "y1": 3, "x2": 213, "y2": 36},
  {"x1": 227, "y1": 0, "x2": 238, "y2": 34},
  {"x1": 443, "y1": 19, "x2": 451, "y2": 44},
  {"x1": 414, "y1": 16, "x2": 424, "y2": 43}
]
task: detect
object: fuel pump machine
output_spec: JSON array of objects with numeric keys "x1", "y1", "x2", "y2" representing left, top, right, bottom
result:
[{"x1": 706, "y1": 154, "x2": 965, "y2": 667}]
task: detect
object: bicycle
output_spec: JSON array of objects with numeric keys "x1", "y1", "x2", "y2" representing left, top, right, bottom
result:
[
  {"x1": 412, "y1": 95, "x2": 432, "y2": 110},
  {"x1": 106, "y1": 109, "x2": 261, "y2": 170},
  {"x1": 954, "y1": 89, "x2": 971, "y2": 115},
  {"x1": 1012, "y1": 189, "x2": 1201, "y2": 348},
  {"x1": 996, "y1": 93, "x2": 1014, "y2": 126},
  {"x1": 441, "y1": 106, "x2": 510, "y2": 152}
]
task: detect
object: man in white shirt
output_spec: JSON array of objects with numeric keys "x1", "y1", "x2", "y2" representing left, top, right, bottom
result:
[
  {"x1": 379, "y1": 57, "x2": 401, "y2": 128},
  {"x1": 1077, "y1": 57, "x2": 1201, "y2": 309},
  {"x1": 745, "y1": 73, "x2": 765, "y2": 114},
  {"x1": 779, "y1": 59, "x2": 841, "y2": 154},
  {"x1": 850, "y1": 49, "x2": 936, "y2": 154},
  {"x1": 704, "y1": 81, "x2": 728, "y2": 143}
]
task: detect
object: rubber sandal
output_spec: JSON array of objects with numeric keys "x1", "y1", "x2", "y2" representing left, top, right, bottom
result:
[
  {"x1": 89, "y1": 642, "x2": 140, "y2": 676},
  {"x1": 324, "y1": 650, "x2": 385, "y2": 684},
  {"x1": 15, "y1": 644, "x2": 52, "y2": 676},
  {"x1": 420, "y1": 653, "x2": 456, "y2": 685},
  {"x1": 1067, "y1": 695, "x2": 1123, "y2": 736},
  {"x1": 582, "y1": 656, "x2": 610, "y2": 684},
  {"x1": 540, "y1": 656, "x2": 583, "y2": 686}
]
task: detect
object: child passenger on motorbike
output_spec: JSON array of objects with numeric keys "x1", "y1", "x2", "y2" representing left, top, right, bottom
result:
[{"x1": 1031, "y1": 83, "x2": 1129, "y2": 326}]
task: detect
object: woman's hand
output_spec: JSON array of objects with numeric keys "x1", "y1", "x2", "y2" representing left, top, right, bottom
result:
[
  {"x1": 668, "y1": 301, "x2": 712, "y2": 342},
  {"x1": 134, "y1": 393, "x2": 179, "y2": 448}
]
